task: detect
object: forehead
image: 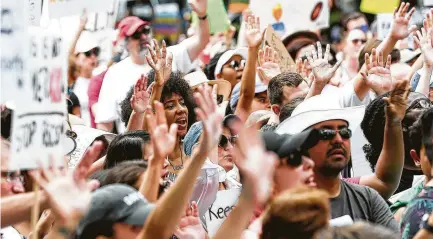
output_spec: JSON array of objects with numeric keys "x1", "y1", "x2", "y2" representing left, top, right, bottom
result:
[
  {"x1": 347, "y1": 29, "x2": 366, "y2": 40},
  {"x1": 311, "y1": 119, "x2": 348, "y2": 129},
  {"x1": 347, "y1": 17, "x2": 368, "y2": 30},
  {"x1": 255, "y1": 91, "x2": 268, "y2": 98},
  {"x1": 163, "y1": 93, "x2": 183, "y2": 103}
]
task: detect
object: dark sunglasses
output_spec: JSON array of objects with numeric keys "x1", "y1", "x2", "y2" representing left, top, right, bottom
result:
[
  {"x1": 226, "y1": 59, "x2": 246, "y2": 71},
  {"x1": 131, "y1": 25, "x2": 152, "y2": 39},
  {"x1": 282, "y1": 152, "x2": 305, "y2": 167},
  {"x1": 84, "y1": 47, "x2": 100, "y2": 57},
  {"x1": 317, "y1": 128, "x2": 352, "y2": 141},
  {"x1": 407, "y1": 98, "x2": 432, "y2": 112},
  {"x1": 351, "y1": 39, "x2": 367, "y2": 45},
  {"x1": 218, "y1": 135, "x2": 238, "y2": 150}
]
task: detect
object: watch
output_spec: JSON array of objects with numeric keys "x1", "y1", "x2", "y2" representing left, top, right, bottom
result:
[
  {"x1": 422, "y1": 213, "x2": 433, "y2": 234},
  {"x1": 198, "y1": 14, "x2": 208, "y2": 20}
]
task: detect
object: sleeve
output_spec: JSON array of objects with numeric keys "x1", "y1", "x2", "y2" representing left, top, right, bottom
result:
[
  {"x1": 88, "y1": 71, "x2": 106, "y2": 107},
  {"x1": 369, "y1": 188, "x2": 400, "y2": 232},
  {"x1": 94, "y1": 68, "x2": 118, "y2": 123},
  {"x1": 167, "y1": 44, "x2": 195, "y2": 74},
  {"x1": 410, "y1": 72, "x2": 421, "y2": 91},
  {"x1": 338, "y1": 80, "x2": 372, "y2": 108},
  {"x1": 342, "y1": 177, "x2": 361, "y2": 185}
]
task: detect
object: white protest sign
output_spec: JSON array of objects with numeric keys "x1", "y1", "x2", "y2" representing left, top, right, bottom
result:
[
  {"x1": 377, "y1": 14, "x2": 393, "y2": 40},
  {"x1": 204, "y1": 188, "x2": 241, "y2": 237},
  {"x1": 28, "y1": 0, "x2": 42, "y2": 26},
  {"x1": 249, "y1": 0, "x2": 329, "y2": 37},
  {"x1": 425, "y1": 0, "x2": 433, "y2": 7},
  {"x1": 1, "y1": 0, "x2": 29, "y2": 104},
  {"x1": 9, "y1": 27, "x2": 68, "y2": 170},
  {"x1": 48, "y1": 0, "x2": 114, "y2": 19}
]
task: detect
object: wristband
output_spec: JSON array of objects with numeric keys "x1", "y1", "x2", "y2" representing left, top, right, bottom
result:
[{"x1": 198, "y1": 14, "x2": 208, "y2": 20}]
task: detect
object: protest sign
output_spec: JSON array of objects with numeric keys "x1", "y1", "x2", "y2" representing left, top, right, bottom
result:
[
  {"x1": 360, "y1": 0, "x2": 400, "y2": 14},
  {"x1": 192, "y1": 0, "x2": 230, "y2": 34},
  {"x1": 259, "y1": 25, "x2": 295, "y2": 73},
  {"x1": 9, "y1": 27, "x2": 68, "y2": 170},
  {"x1": 204, "y1": 188, "x2": 241, "y2": 237},
  {"x1": 425, "y1": 0, "x2": 433, "y2": 6},
  {"x1": 1, "y1": 0, "x2": 29, "y2": 105},
  {"x1": 48, "y1": 0, "x2": 114, "y2": 19},
  {"x1": 249, "y1": 0, "x2": 329, "y2": 37},
  {"x1": 377, "y1": 14, "x2": 393, "y2": 40},
  {"x1": 153, "y1": 3, "x2": 181, "y2": 43},
  {"x1": 28, "y1": 0, "x2": 42, "y2": 26}
]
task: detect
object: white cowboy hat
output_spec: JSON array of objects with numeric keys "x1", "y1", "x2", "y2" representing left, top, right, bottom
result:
[{"x1": 184, "y1": 71, "x2": 232, "y2": 101}]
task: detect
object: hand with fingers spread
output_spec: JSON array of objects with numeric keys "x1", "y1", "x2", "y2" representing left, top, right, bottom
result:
[
  {"x1": 390, "y1": 2, "x2": 417, "y2": 40},
  {"x1": 146, "y1": 39, "x2": 173, "y2": 86},
  {"x1": 146, "y1": 102, "x2": 178, "y2": 160},
  {"x1": 245, "y1": 15, "x2": 262, "y2": 48},
  {"x1": 306, "y1": 42, "x2": 342, "y2": 86},
  {"x1": 131, "y1": 75, "x2": 151, "y2": 113},
  {"x1": 72, "y1": 141, "x2": 104, "y2": 182},
  {"x1": 174, "y1": 202, "x2": 206, "y2": 239},
  {"x1": 423, "y1": 8, "x2": 433, "y2": 33},
  {"x1": 188, "y1": 0, "x2": 207, "y2": 18},
  {"x1": 413, "y1": 28, "x2": 433, "y2": 67},
  {"x1": 384, "y1": 80, "x2": 410, "y2": 124},
  {"x1": 257, "y1": 46, "x2": 281, "y2": 84},
  {"x1": 194, "y1": 85, "x2": 223, "y2": 153},
  {"x1": 361, "y1": 49, "x2": 393, "y2": 95}
]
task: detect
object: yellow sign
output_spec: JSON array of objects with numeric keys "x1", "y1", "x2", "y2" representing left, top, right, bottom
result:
[{"x1": 360, "y1": 0, "x2": 399, "y2": 14}]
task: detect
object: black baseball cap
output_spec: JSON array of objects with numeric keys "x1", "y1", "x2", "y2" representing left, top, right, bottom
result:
[
  {"x1": 76, "y1": 184, "x2": 155, "y2": 239},
  {"x1": 261, "y1": 128, "x2": 320, "y2": 158}
]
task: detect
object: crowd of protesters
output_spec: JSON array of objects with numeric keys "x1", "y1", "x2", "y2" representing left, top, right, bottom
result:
[{"x1": 2, "y1": 0, "x2": 433, "y2": 239}]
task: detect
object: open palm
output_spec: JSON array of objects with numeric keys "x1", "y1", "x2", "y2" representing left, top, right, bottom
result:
[
  {"x1": 307, "y1": 43, "x2": 342, "y2": 85},
  {"x1": 174, "y1": 202, "x2": 206, "y2": 239},
  {"x1": 131, "y1": 75, "x2": 150, "y2": 113},
  {"x1": 390, "y1": 2, "x2": 416, "y2": 40},
  {"x1": 384, "y1": 80, "x2": 410, "y2": 122},
  {"x1": 257, "y1": 46, "x2": 281, "y2": 84},
  {"x1": 146, "y1": 39, "x2": 173, "y2": 86},
  {"x1": 245, "y1": 15, "x2": 262, "y2": 48},
  {"x1": 363, "y1": 49, "x2": 393, "y2": 95},
  {"x1": 414, "y1": 28, "x2": 433, "y2": 66}
]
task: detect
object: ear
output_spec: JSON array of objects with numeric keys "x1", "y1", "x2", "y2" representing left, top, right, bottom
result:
[
  {"x1": 271, "y1": 104, "x2": 280, "y2": 116},
  {"x1": 411, "y1": 149, "x2": 421, "y2": 166},
  {"x1": 216, "y1": 73, "x2": 222, "y2": 79}
]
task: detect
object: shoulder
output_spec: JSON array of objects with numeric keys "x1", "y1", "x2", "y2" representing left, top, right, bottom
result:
[
  {"x1": 105, "y1": 57, "x2": 131, "y2": 77},
  {"x1": 341, "y1": 180, "x2": 379, "y2": 198}
]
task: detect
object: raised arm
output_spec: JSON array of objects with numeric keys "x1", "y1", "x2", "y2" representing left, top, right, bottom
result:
[
  {"x1": 235, "y1": 15, "x2": 262, "y2": 120},
  {"x1": 139, "y1": 85, "x2": 223, "y2": 239},
  {"x1": 182, "y1": 0, "x2": 210, "y2": 61},
  {"x1": 359, "y1": 49, "x2": 393, "y2": 96},
  {"x1": 68, "y1": 10, "x2": 88, "y2": 59},
  {"x1": 359, "y1": 79, "x2": 409, "y2": 199},
  {"x1": 126, "y1": 75, "x2": 150, "y2": 131},
  {"x1": 413, "y1": 26, "x2": 433, "y2": 97},
  {"x1": 1, "y1": 192, "x2": 48, "y2": 227}
]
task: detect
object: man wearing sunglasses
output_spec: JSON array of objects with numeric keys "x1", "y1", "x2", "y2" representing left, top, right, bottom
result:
[{"x1": 96, "y1": 0, "x2": 210, "y2": 133}]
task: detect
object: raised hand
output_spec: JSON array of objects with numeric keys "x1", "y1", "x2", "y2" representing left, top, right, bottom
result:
[
  {"x1": 146, "y1": 102, "x2": 178, "y2": 160},
  {"x1": 306, "y1": 42, "x2": 342, "y2": 86},
  {"x1": 146, "y1": 39, "x2": 173, "y2": 86},
  {"x1": 174, "y1": 202, "x2": 206, "y2": 239},
  {"x1": 188, "y1": 0, "x2": 207, "y2": 18},
  {"x1": 245, "y1": 15, "x2": 262, "y2": 48},
  {"x1": 414, "y1": 28, "x2": 433, "y2": 67},
  {"x1": 131, "y1": 75, "x2": 150, "y2": 113},
  {"x1": 384, "y1": 80, "x2": 410, "y2": 124},
  {"x1": 257, "y1": 46, "x2": 281, "y2": 84},
  {"x1": 389, "y1": 2, "x2": 416, "y2": 40},
  {"x1": 360, "y1": 48, "x2": 393, "y2": 95},
  {"x1": 72, "y1": 141, "x2": 103, "y2": 183},
  {"x1": 194, "y1": 85, "x2": 223, "y2": 153},
  {"x1": 79, "y1": 9, "x2": 88, "y2": 29}
]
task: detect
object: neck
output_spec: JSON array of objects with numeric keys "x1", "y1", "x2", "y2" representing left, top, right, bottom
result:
[
  {"x1": 14, "y1": 221, "x2": 31, "y2": 236},
  {"x1": 168, "y1": 138, "x2": 183, "y2": 162},
  {"x1": 131, "y1": 53, "x2": 146, "y2": 65},
  {"x1": 314, "y1": 170, "x2": 342, "y2": 198},
  {"x1": 80, "y1": 69, "x2": 92, "y2": 79}
]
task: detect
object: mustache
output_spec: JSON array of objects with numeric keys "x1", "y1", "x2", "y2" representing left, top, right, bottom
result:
[{"x1": 326, "y1": 144, "x2": 348, "y2": 157}]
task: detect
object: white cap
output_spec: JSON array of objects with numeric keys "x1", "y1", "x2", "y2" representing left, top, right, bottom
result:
[
  {"x1": 184, "y1": 71, "x2": 232, "y2": 101},
  {"x1": 399, "y1": 48, "x2": 421, "y2": 63},
  {"x1": 75, "y1": 33, "x2": 99, "y2": 54},
  {"x1": 214, "y1": 47, "x2": 248, "y2": 79}
]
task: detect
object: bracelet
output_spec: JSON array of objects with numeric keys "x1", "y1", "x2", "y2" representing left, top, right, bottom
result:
[{"x1": 198, "y1": 14, "x2": 208, "y2": 20}]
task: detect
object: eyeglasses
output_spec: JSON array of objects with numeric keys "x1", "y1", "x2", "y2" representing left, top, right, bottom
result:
[
  {"x1": 317, "y1": 128, "x2": 352, "y2": 141},
  {"x1": 131, "y1": 25, "x2": 152, "y2": 40},
  {"x1": 407, "y1": 98, "x2": 432, "y2": 112},
  {"x1": 84, "y1": 48, "x2": 100, "y2": 57},
  {"x1": 282, "y1": 152, "x2": 304, "y2": 167},
  {"x1": 1, "y1": 171, "x2": 24, "y2": 183},
  {"x1": 218, "y1": 135, "x2": 238, "y2": 150},
  {"x1": 226, "y1": 59, "x2": 246, "y2": 71},
  {"x1": 351, "y1": 39, "x2": 367, "y2": 45}
]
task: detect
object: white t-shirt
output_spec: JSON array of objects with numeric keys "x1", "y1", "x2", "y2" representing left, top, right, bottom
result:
[
  {"x1": 321, "y1": 80, "x2": 376, "y2": 108},
  {"x1": 95, "y1": 44, "x2": 194, "y2": 133},
  {"x1": 73, "y1": 76, "x2": 91, "y2": 126},
  {"x1": 0, "y1": 227, "x2": 24, "y2": 239}
]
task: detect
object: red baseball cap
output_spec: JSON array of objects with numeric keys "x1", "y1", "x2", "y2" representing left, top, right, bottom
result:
[{"x1": 118, "y1": 16, "x2": 150, "y2": 39}]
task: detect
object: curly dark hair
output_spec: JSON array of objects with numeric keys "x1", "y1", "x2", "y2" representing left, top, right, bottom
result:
[
  {"x1": 161, "y1": 70, "x2": 197, "y2": 130},
  {"x1": 268, "y1": 72, "x2": 304, "y2": 106},
  {"x1": 361, "y1": 91, "x2": 430, "y2": 171}
]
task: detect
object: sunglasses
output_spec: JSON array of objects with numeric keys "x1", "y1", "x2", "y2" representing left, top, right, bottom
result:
[
  {"x1": 131, "y1": 25, "x2": 152, "y2": 40},
  {"x1": 351, "y1": 39, "x2": 367, "y2": 45},
  {"x1": 226, "y1": 59, "x2": 246, "y2": 71},
  {"x1": 317, "y1": 128, "x2": 352, "y2": 141},
  {"x1": 281, "y1": 152, "x2": 305, "y2": 167},
  {"x1": 218, "y1": 135, "x2": 238, "y2": 151},
  {"x1": 1, "y1": 171, "x2": 24, "y2": 183},
  {"x1": 84, "y1": 48, "x2": 100, "y2": 57},
  {"x1": 407, "y1": 98, "x2": 432, "y2": 112}
]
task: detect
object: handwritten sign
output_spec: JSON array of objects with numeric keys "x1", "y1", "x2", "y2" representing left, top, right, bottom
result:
[
  {"x1": 249, "y1": 0, "x2": 329, "y2": 37},
  {"x1": 204, "y1": 188, "x2": 241, "y2": 237},
  {"x1": 9, "y1": 27, "x2": 68, "y2": 170},
  {"x1": 260, "y1": 25, "x2": 295, "y2": 73},
  {"x1": 28, "y1": 0, "x2": 42, "y2": 26},
  {"x1": 377, "y1": 14, "x2": 393, "y2": 40},
  {"x1": 1, "y1": 0, "x2": 29, "y2": 104},
  {"x1": 48, "y1": 0, "x2": 114, "y2": 19}
]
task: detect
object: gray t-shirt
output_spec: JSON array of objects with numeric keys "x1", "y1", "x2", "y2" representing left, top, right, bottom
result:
[{"x1": 330, "y1": 180, "x2": 399, "y2": 232}]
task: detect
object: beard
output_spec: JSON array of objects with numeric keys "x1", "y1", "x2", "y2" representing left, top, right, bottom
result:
[{"x1": 319, "y1": 144, "x2": 350, "y2": 177}]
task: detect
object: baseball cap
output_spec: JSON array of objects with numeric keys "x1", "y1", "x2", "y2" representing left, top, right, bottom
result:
[
  {"x1": 75, "y1": 33, "x2": 99, "y2": 54},
  {"x1": 276, "y1": 94, "x2": 365, "y2": 135},
  {"x1": 76, "y1": 184, "x2": 155, "y2": 239},
  {"x1": 399, "y1": 48, "x2": 421, "y2": 64},
  {"x1": 214, "y1": 48, "x2": 248, "y2": 79},
  {"x1": 261, "y1": 128, "x2": 320, "y2": 158},
  {"x1": 230, "y1": 80, "x2": 268, "y2": 109},
  {"x1": 118, "y1": 16, "x2": 150, "y2": 39},
  {"x1": 184, "y1": 71, "x2": 232, "y2": 101}
]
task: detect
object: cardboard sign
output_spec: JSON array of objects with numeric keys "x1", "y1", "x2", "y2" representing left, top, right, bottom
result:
[
  {"x1": 377, "y1": 14, "x2": 393, "y2": 40},
  {"x1": 204, "y1": 188, "x2": 241, "y2": 237},
  {"x1": 9, "y1": 27, "x2": 68, "y2": 170},
  {"x1": 360, "y1": 0, "x2": 399, "y2": 14},
  {"x1": 249, "y1": 0, "x2": 329, "y2": 37},
  {"x1": 260, "y1": 25, "x2": 295, "y2": 72},
  {"x1": 48, "y1": 0, "x2": 114, "y2": 19},
  {"x1": 1, "y1": 0, "x2": 29, "y2": 105},
  {"x1": 28, "y1": 0, "x2": 42, "y2": 26},
  {"x1": 192, "y1": 0, "x2": 230, "y2": 34}
]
